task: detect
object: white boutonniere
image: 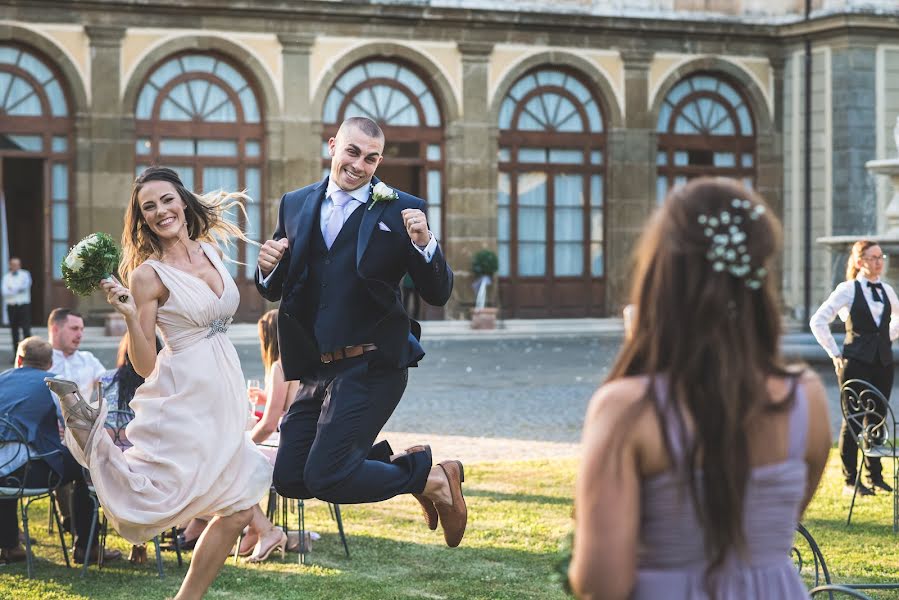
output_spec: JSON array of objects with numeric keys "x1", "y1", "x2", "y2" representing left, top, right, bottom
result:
[{"x1": 369, "y1": 181, "x2": 398, "y2": 211}]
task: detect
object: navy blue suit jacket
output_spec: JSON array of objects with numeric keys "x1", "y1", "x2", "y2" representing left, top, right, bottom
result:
[
  {"x1": 256, "y1": 176, "x2": 454, "y2": 380},
  {"x1": 0, "y1": 366, "x2": 65, "y2": 476}
]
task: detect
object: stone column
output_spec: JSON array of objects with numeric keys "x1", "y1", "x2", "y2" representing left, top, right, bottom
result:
[
  {"x1": 273, "y1": 33, "x2": 318, "y2": 197},
  {"x1": 444, "y1": 41, "x2": 494, "y2": 319},
  {"x1": 605, "y1": 48, "x2": 655, "y2": 315}
]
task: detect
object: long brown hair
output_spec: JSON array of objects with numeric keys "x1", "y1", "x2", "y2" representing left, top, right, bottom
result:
[
  {"x1": 258, "y1": 309, "x2": 280, "y2": 373},
  {"x1": 608, "y1": 178, "x2": 792, "y2": 572},
  {"x1": 845, "y1": 240, "x2": 879, "y2": 281},
  {"x1": 120, "y1": 166, "x2": 256, "y2": 284}
]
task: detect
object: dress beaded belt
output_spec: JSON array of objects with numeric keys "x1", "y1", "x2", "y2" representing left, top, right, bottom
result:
[
  {"x1": 205, "y1": 317, "x2": 232, "y2": 338},
  {"x1": 320, "y1": 344, "x2": 377, "y2": 364}
]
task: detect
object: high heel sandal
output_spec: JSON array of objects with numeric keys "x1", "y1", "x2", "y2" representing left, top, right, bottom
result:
[
  {"x1": 44, "y1": 377, "x2": 103, "y2": 451},
  {"x1": 245, "y1": 529, "x2": 287, "y2": 563}
]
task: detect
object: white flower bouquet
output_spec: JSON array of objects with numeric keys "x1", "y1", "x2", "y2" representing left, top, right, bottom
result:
[{"x1": 60, "y1": 232, "x2": 127, "y2": 301}]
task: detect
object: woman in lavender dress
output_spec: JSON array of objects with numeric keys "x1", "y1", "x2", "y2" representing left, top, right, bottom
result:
[{"x1": 569, "y1": 178, "x2": 832, "y2": 599}]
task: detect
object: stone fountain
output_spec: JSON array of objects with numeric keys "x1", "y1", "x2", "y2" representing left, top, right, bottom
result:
[{"x1": 817, "y1": 116, "x2": 899, "y2": 286}]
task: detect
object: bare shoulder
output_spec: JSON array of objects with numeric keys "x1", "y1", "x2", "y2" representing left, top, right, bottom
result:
[
  {"x1": 797, "y1": 369, "x2": 827, "y2": 409},
  {"x1": 130, "y1": 263, "x2": 165, "y2": 298},
  {"x1": 586, "y1": 376, "x2": 650, "y2": 426}
]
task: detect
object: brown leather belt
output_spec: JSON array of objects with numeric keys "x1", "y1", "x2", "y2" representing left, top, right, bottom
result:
[{"x1": 320, "y1": 343, "x2": 377, "y2": 364}]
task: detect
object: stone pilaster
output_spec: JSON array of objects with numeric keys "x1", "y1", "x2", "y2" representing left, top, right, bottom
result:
[
  {"x1": 605, "y1": 48, "x2": 655, "y2": 314},
  {"x1": 444, "y1": 41, "x2": 494, "y2": 318},
  {"x1": 275, "y1": 32, "x2": 318, "y2": 194}
]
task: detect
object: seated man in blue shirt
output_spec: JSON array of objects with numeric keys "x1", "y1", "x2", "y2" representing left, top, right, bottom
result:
[{"x1": 0, "y1": 337, "x2": 120, "y2": 565}]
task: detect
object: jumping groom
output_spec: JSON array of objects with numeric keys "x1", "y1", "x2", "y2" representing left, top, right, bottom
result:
[{"x1": 255, "y1": 117, "x2": 466, "y2": 546}]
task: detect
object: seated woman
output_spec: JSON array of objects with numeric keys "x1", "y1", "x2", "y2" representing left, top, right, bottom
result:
[
  {"x1": 249, "y1": 309, "x2": 301, "y2": 448},
  {"x1": 568, "y1": 178, "x2": 832, "y2": 599}
]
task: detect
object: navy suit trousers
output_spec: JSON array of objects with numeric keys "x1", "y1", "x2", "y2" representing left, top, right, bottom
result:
[{"x1": 273, "y1": 355, "x2": 431, "y2": 503}]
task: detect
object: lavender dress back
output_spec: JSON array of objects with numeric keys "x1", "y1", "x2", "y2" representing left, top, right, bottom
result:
[{"x1": 632, "y1": 379, "x2": 810, "y2": 599}]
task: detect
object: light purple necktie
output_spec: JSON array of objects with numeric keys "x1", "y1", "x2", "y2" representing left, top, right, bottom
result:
[{"x1": 324, "y1": 190, "x2": 354, "y2": 249}]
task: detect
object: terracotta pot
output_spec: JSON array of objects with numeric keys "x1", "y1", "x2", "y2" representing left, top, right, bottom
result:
[{"x1": 470, "y1": 307, "x2": 498, "y2": 330}]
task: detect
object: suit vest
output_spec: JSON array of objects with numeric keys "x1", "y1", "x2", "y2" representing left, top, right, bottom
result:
[
  {"x1": 298, "y1": 204, "x2": 379, "y2": 354},
  {"x1": 843, "y1": 279, "x2": 892, "y2": 367}
]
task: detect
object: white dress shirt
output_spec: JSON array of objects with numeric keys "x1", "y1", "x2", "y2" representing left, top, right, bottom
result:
[
  {"x1": 1, "y1": 269, "x2": 32, "y2": 305},
  {"x1": 50, "y1": 348, "x2": 107, "y2": 402},
  {"x1": 259, "y1": 178, "x2": 439, "y2": 286},
  {"x1": 809, "y1": 274, "x2": 899, "y2": 359}
]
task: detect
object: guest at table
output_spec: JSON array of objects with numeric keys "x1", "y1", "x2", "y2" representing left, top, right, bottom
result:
[
  {"x1": 249, "y1": 309, "x2": 301, "y2": 446},
  {"x1": 569, "y1": 178, "x2": 831, "y2": 599}
]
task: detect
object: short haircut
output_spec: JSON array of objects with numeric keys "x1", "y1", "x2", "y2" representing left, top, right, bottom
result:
[
  {"x1": 17, "y1": 336, "x2": 53, "y2": 369},
  {"x1": 342, "y1": 116, "x2": 384, "y2": 141},
  {"x1": 48, "y1": 307, "x2": 83, "y2": 329}
]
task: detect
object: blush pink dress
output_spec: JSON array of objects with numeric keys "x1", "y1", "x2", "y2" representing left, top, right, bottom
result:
[{"x1": 66, "y1": 242, "x2": 272, "y2": 543}]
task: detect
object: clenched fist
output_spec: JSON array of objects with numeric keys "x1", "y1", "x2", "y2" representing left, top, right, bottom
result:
[{"x1": 257, "y1": 238, "x2": 289, "y2": 277}]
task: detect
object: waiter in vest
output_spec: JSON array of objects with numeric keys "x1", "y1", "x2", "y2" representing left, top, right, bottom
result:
[
  {"x1": 255, "y1": 117, "x2": 467, "y2": 548},
  {"x1": 811, "y1": 240, "x2": 899, "y2": 496}
]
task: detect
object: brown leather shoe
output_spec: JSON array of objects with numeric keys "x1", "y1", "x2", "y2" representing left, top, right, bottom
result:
[
  {"x1": 397, "y1": 445, "x2": 439, "y2": 531},
  {"x1": 73, "y1": 545, "x2": 123, "y2": 565},
  {"x1": 0, "y1": 545, "x2": 26, "y2": 563},
  {"x1": 434, "y1": 460, "x2": 467, "y2": 548}
]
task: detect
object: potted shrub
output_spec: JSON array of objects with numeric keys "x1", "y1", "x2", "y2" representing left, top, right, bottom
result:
[{"x1": 470, "y1": 249, "x2": 499, "y2": 330}]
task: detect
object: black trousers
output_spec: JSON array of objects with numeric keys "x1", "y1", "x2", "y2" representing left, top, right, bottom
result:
[
  {"x1": 0, "y1": 450, "x2": 95, "y2": 550},
  {"x1": 839, "y1": 357, "x2": 893, "y2": 485},
  {"x1": 273, "y1": 355, "x2": 431, "y2": 504},
  {"x1": 6, "y1": 303, "x2": 31, "y2": 354}
]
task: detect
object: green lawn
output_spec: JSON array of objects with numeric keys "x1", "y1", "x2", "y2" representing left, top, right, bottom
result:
[{"x1": 1, "y1": 453, "x2": 897, "y2": 599}]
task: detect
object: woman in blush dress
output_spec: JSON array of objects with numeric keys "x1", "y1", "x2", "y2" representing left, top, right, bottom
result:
[
  {"x1": 568, "y1": 178, "x2": 832, "y2": 599},
  {"x1": 45, "y1": 167, "x2": 279, "y2": 599}
]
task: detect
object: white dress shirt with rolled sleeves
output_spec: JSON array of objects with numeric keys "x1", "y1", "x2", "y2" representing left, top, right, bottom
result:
[
  {"x1": 2, "y1": 269, "x2": 31, "y2": 305},
  {"x1": 809, "y1": 274, "x2": 899, "y2": 359},
  {"x1": 50, "y1": 348, "x2": 107, "y2": 403}
]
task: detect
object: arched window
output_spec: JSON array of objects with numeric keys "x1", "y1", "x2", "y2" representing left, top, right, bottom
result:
[
  {"x1": 0, "y1": 43, "x2": 74, "y2": 317},
  {"x1": 497, "y1": 67, "x2": 606, "y2": 317},
  {"x1": 134, "y1": 52, "x2": 265, "y2": 283},
  {"x1": 656, "y1": 72, "x2": 756, "y2": 202},
  {"x1": 321, "y1": 59, "x2": 445, "y2": 248}
]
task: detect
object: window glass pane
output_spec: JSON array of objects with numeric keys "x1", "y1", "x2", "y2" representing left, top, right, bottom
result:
[
  {"x1": 656, "y1": 102, "x2": 672, "y2": 132},
  {"x1": 202, "y1": 167, "x2": 238, "y2": 193},
  {"x1": 136, "y1": 85, "x2": 157, "y2": 119},
  {"x1": 388, "y1": 104, "x2": 419, "y2": 127},
  {"x1": 590, "y1": 240, "x2": 604, "y2": 277},
  {"x1": 18, "y1": 52, "x2": 52, "y2": 83},
  {"x1": 657, "y1": 151, "x2": 667, "y2": 166},
  {"x1": 742, "y1": 153, "x2": 754, "y2": 167},
  {"x1": 8, "y1": 135, "x2": 42, "y2": 152},
  {"x1": 556, "y1": 107, "x2": 585, "y2": 132},
  {"x1": 136, "y1": 164, "x2": 149, "y2": 177},
  {"x1": 590, "y1": 175, "x2": 603, "y2": 207},
  {"x1": 188, "y1": 79, "x2": 211, "y2": 114},
  {"x1": 519, "y1": 148, "x2": 547, "y2": 163},
  {"x1": 498, "y1": 242, "x2": 510, "y2": 277},
  {"x1": 244, "y1": 242, "x2": 259, "y2": 280},
  {"x1": 717, "y1": 82, "x2": 740, "y2": 107},
  {"x1": 555, "y1": 208, "x2": 583, "y2": 242},
  {"x1": 213, "y1": 61, "x2": 246, "y2": 92},
  {"x1": 518, "y1": 242, "x2": 545, "y2": 276},
  {"x1": 736, "y1": 105, "x2": 753, "y2": 135},
  {"x1": 238, "y1": 87, "x2": 260, "y2": 122},
  {"x1": 713, "y1": 152, "x2": 735, "y2": 167},
  {"x1": 674, "y1": 115, "x2": 700, "y2": 134},
  {"x1": 52, "y1": 136, "x2": 67, "y2": 153},
  {"x1": 555, "y1": 175, "x2": 584, "y2": 207},
  {"x1": 498, "y1": 173, "x2": 510, "y2": 207},
  {"x1": 535, "y1": 69, "x2": 566, "y2": 88},
  {"x1": 338, "y1": 64, "x2": 368, "y2": 93},
  {"x1": 245, "y1": 168, "x2": 261, "y2": 207},
  {"x1": 242, "y1": 140, "x2": 259, "y2": 158},
  {"x1": 198, "y1": 139, "x2": 238, "y2": 157},
  {"x1": 44, "y1": 79, "x2": 67, "y2": 117},
  {"x1": 427, "y1": 145, "x2": 441, "y2": 161},
  {"x1": 498, "y1": 147, "x2": 511, "y2": 163},
  {"x1": 160, "y1": 98, "x2": 192, "y2": 121},
  {"x1": 674, "y1": 151, "x2": 688, "y2": 166},
  {"x1": 517, "y1": 109, "x2": 544, "y2": 131},
  {"x1": 201, "y1": 82, "x2": 229, "y2": 116},
  {"x1": 245, "y1": 204, "x2": 260, "y2": 238},
  {"x1": 554, "y1": 243, "x2": 583, "y2": 276},
  {"x1": 135, "y1": 138, "x2": 151, "y2": 155},
  {"x1": 52, "y1": 202, "x2": 68, "y2": 239},
  {"x1": 656, "y1": 176, "x2": 668, "y2": 204},
  {"x1": 590, "y1": 208, "x2": 603, "y2": 243},
  {"x1": 518, "y1": 173, "x2": 547, "y2": 207},
  {"x1": 169, "y1": 166, "x2": 194, "y2": 191},
  {"x1": 53, "y1": 242, "x2": 67, "y2": 279},
  {"x1": 674, "y1": 175, "x2": 687, "y2": 187},
  {"x1": 427, "y1": 170, "x2": 441, "y2": 205},
  {"x1": 498, "y1": 97, "x2": 515, "y2": 130},
  {"x1": 427, "y1": 205, "x2": 441, "y2": 242},
  {"x1": 585, "y1": 101, "x2": 602, "y2": 133},
  {"x1": 150, "y1": 58, "x2": 183, "y2": 88},
  {"x1": 508, "y1": 74, "x2": 536, "y2": 101},
  {"x1": 591, "y1": 151, "x2": 603, "y2": 165},
  {"x1": 52, "y1": 164, "x2": 67, "y2": 200},
  {"x1": 567, "y1": 78, "x2": 592, "y2": 104},
  {"x1": 743, "y1": 177, "x2": 753, "y2": 190},
  {"x1": 323, "y1": 89, "x2": 342, "y2": 123},
  {"x1": 420, "y1": 93, "x2": 441, "y2": 127},
  {"x1": 0, "y1": 47, "x2": 20, "y2": 65},
  {"x1": 6, "y1": 81, "x2": 41, "y2": 116},
  {"x1": 181, "y1": 54, "x2": 216, "y2": 74},
  {"x1": 498, "y1": 206, "x2": 510, "y2": 242},
  {"x1": 160, "y1": 139, "x2": 195, "y2": 155},
  {"x1": 549, "y1": 149, "x2": 583, "y2": 165},
  {"x1": 206, "y1": 99, "x2": 238, "y2": 122}
]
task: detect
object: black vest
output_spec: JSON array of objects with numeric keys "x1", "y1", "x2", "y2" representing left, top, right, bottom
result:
[
  {"x1": 298, "y1": 204, "x2": 378, "y2": 354},
  {"x1": 843, "y1": 280, "x2": 892, "y2": 367}
]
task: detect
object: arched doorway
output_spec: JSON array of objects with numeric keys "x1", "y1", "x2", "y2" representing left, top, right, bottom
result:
[
  {"x1": 496, "y1": 67, "x2": 607, "y2": 317},
  {"x1": 0, "y1": 43, "x2": 75, "y2": 321},
  {"x1": 655, "y1": 72, "x2": 757, "y2": 202},
  {"x1": 133, "y1": 51, "x2": 266, "y2": 319},
  {"x1": 321, "y1": 58, "x2": 446, "y2": 319}
]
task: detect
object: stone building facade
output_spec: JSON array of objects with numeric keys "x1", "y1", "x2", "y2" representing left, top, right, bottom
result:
[{"x1": 0, "y1": 0, "x2": 897, "y2": 322}]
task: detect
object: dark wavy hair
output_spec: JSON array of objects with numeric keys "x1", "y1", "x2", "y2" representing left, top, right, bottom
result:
[{"x1": 607, "y1": 177, "x2": 793, "y2": 574}]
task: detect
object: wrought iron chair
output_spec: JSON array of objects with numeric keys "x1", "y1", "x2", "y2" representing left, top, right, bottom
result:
[
  {"x1": 79, "y1": 408, "x2": 181, "y2": 578},
  {"x1": 0, "y1": 415, "x2": 71, "y2": 577},
  {"x1": 840, "y1": 378, "x2": 899, "y2": 532},
  {"x1": 809, "y1": 586, "x2": 873, "y2": 599}
]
